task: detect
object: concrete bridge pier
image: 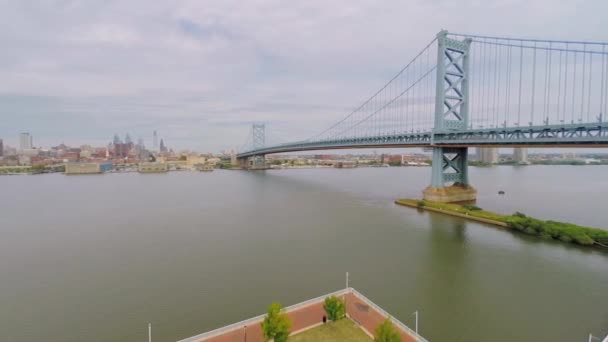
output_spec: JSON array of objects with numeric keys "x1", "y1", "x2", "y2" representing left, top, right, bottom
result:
[
  {"x1": 423, "y1": 147, "x2": 476, "y2": 202},
  {"x1": 250, "y1": 154, "x2": 268, "y2": 170},
  {"x1": 236, "y1": 155, "x2": 268, "y2": 170}
]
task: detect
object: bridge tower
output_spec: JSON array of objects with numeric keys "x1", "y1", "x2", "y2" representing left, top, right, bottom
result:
[
  {"x1": 423, "y1": 30, "x2": 477, "y2": 202},
  {"x1": 250, "y1": 123, "x2": 267, "y2": 169}
]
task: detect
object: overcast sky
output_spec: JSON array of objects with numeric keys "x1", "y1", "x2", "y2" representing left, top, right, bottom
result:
[{"x1": 0, "y1": 0, "x2": 606, "y2": 152}]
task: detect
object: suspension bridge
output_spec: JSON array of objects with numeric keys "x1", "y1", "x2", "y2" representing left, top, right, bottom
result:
[{"x1": 236, "y1": 30, "x2": 608, "y2": 202}]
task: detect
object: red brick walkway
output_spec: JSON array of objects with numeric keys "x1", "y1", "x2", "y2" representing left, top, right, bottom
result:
[{"x1": 184, "y1": 290, "x2": 419, "y2": 342}]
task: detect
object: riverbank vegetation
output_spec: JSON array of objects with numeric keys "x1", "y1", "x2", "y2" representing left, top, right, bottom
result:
[
  {"x1": 323, "y1": 296, "x2": 346, "y2": 321},
  {"x1": 261, "y1": 302, "x2": 291, "y2": 342},
  {"x1": 374, "y1": 319, "x2": 401, "y2": 342},
  {"x1": 396, "y1": 199, "x2": 608, "y2": 249}
]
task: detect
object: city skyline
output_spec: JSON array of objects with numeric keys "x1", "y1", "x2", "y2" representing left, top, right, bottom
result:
[{"x1": 1, "y1": 1, "x2": 607, "y2": 151}]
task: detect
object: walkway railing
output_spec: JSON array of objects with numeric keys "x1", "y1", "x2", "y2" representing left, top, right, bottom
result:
[
  {"x1": 176, "y1": 287, "x2": 426, "y2": 342},
  {"x1": 176, "y1": 288, "x2": 350, "y2": 342},
  {"x1": 350, "y1": 288, "x2": 429, "y2": 342}
]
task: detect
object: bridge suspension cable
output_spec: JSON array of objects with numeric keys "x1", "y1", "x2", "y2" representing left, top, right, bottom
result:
[
  {"x1": 305, "y1": 37, "x2": 439, "y2": 143},
  {"x1": 451, "y1": 33, "x2": 608, "y2": 128}
]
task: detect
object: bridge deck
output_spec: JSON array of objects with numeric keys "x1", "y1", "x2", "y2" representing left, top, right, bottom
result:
[{"x1": 237, "y1": 123, "x2": 608, "y2": 158}]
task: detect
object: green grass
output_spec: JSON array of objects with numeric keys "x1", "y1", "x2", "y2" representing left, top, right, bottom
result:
[
  {"x1": 396, "y1": 198, "x2": 608, "y2": 249},
  {"x1": 290, "y1": 319, "x2": 371, "y2": 342},
  {"x1": 397, "y1": 198, "x2": 508, "y2": 222}
]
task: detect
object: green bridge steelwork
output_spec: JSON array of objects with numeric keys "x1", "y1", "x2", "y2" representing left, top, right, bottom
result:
[{"x1": 237, "y1": 31, "x2": 608, "y2": 202}]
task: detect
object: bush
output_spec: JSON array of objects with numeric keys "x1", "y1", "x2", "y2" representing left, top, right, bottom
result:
[
  {"x1": 505, "y1": 215, "x2": 607, "y2": 247},
  {"x1": 416, "y1": 200, "x2": 426, "y2": 208},
  {"x1": 374, "y1": 318, "x2": 401, "y2": 342},
  {"x1": 323, "y1": 296, "x2": 346, "y2": 321},
  {"x1": 261, "y1": 302, "x2": 291, "y2": 342},
  {"x1": 463, "y1": 204, "x2": 482, "y2": 211}
]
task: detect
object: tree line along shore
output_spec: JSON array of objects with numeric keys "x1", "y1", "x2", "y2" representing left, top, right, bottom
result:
[{"x1": 395, "y1": 199, "x2": 608, "y2": 249}]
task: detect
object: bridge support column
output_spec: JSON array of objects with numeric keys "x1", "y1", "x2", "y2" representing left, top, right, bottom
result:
[
  {"x1": 423, "y1": 147, "x2": 476, "y2": 202},
  {"x1": 237, "y1": 157, "x2": 249, "y2": 170},
  {"x1": 424, "y1": 31, "x2": 476, "y2": 202},
  {"x1": 250, "y1": 154, "x2": 268, "y2": 170}
]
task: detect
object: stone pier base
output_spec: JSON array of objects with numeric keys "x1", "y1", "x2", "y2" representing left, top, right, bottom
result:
[{"x1": 423, "y1": 183, "x2": 477, "y2": 202}]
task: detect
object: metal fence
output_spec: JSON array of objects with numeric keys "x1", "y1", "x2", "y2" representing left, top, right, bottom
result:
[
  {"x1": 349, "y1": 288, "x2": 429, "y2": 342},
  {"x1": 177, "y1": 287, "x2": 425, "y2": 342},
  {"x1": 176, "y1": 288, "x2": 350, "y2": 342}
]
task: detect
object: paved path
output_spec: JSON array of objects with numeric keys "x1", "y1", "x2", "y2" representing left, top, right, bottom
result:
[
  {"x1": 345, "y1": 292, "x2": 417, "y2": 342},
  {"x1": 189, "y1": 291, "x2": 418, "y2": 342}
]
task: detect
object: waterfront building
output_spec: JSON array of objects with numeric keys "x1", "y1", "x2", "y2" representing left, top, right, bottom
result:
[
  {"x1": 514, "y1": 147, "x2": 529, "y2": 164},
  {"x1": 113, "y1": 142, "x2": 132, "y2": 159},
  {"x1": 65, "y1": 162, "x2": 113, "y2": 174},
  {"x1": 138, "y1": 162, "x2": 168, "y2": 173},
  {"x1": 19, "y1": 132, "x2": 33, "y2": 150}
]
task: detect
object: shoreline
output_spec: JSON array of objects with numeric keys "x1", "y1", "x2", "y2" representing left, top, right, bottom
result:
[
  {"x1": 395, "y1": 198, "x2": 608, "y2": 250},
  {"x1": 395, "y1": 199, "x2": 509, "y2": 228}
]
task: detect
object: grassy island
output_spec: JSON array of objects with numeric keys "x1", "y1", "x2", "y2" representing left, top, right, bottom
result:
[{"x1": 395, "y1": 199, "x2": 608, "y2": 249}]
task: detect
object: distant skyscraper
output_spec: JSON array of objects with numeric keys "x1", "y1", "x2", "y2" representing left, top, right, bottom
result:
[
  {"x1": 0, "y1": 138, "x2": 3, "y2": 157},
  {"x1": 137, "y1": 138, "x2": 144, "y2": 149},
  {"x1": 125, "y1": 133, "x2": 132, "y2": 145},
  {"x1": 19, "y1": 132, "x2": 33, "y2": 150},
  {"x1": 113, "y1": 134, "x2": 121, "y2": 145},
  {"x1": 514, "y1": 148, "x2": 528, "y2": 164},
  {"x1": 159, "y1": 138, "x2": 167, "y2": 153},
  {"x1": 153, "y1": 131, "x2": 159, "y2": 152}
]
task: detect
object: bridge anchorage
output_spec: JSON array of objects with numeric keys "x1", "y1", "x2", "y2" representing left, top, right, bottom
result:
[{"x1": 237, "y1": 30, "x2": 608, "y2": 202}]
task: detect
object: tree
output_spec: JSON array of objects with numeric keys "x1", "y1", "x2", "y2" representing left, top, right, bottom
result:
[
  {"x1": 323, "y1": 296, "x2": 346, "y2": 321},
  {"x1": 374, "y1": 318, "x2": 401, "y2": 342},
  {"x1": 261, "y1": 302, "x2": 291, "y2": 342}
]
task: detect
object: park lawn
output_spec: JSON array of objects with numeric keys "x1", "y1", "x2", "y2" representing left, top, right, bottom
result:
[{"x1": 290, "y1": 318, "x2": 371, "y2": 342}]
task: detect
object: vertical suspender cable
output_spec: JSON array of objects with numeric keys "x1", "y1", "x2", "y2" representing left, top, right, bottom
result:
[
  {"x1": 547, "y1": 43, "x2": 553, "y2": 124},
  {"x1": 414, "y1": 57, "x2": 418, "y2": 131},
  {"x1": 505, "y1": 44, "x2": 512, "y2": 126},
  {"x1": 531, "y1": 42, "x2": 537, "y2": 125},
  {"x1": 557, "y1": 50, "x2": 562, "y2": 123},
  {"x1": 493, "y1": 40, "x2": 499, "y2": 127},
  {"x1": 603, "y1": 45, "x2": 607, "y2": 119},
  {"x1": 517, "y1": 41, "x2": 523, "y2": 126},
  {"x1": 580, "y1": 45, "x2": 586, "y2": 121},
  {"x1": 427, "y1": 48, "x2": 431, "y2": 130},
  {"x1": 407, "y1": 65, "x2": 411, "y2": 132},
  {"x1": 563, "y1": 43, "x2": 569, "y2": 123},
  {"x1": 571, "y1": 49, "x2": 577, "y2": 123},
  {"x1": 496, "y1": 42, "x2": 503, "y2": 127},
  {"x1": 601, "y1": 45, "x2": 606, "y2": 120},
  {"x1": 586, "y1": 50, "x2": 593, "y2": 122},
  {"x1": 542, "y1": 42, "x2": 550, "y2": 120},
  {"x1": 479, "y1": 40, "x2": 486, "y2": 126},
  {"x1": 487, "y1": 39, "x2": 492, "y2": 127}
]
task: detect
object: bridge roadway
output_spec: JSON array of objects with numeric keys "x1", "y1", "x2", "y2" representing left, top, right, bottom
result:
[{"x1": 237, "y1": 122, "x2": 608, "y2": 159}]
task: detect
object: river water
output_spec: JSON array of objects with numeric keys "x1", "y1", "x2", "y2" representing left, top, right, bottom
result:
[{"x1": 0, "y1": 165, "x2": 607, "y2": 342}]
